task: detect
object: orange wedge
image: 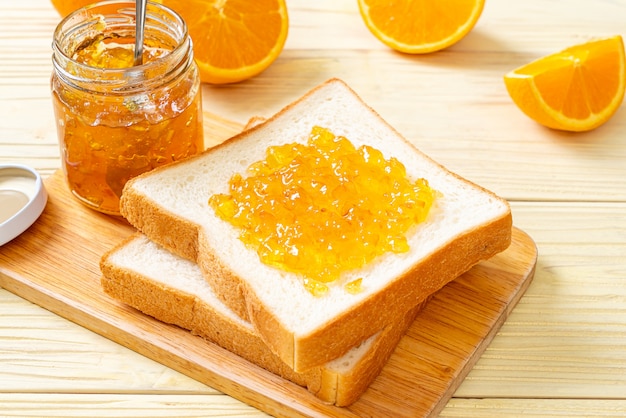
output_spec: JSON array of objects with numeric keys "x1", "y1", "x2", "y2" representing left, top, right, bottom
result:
[
  {"x1": 162, "y1": 0, "x2": 289, "y2": 84},
  {"x1": 504, "y1": 36, "x2": 626, "y2": 132},
  {"x1": 50, "y1": 0, "x2": 94, "y2": 16},
  {"x1": 357, "y1": 0, "x2": 485, "y2": 54}
]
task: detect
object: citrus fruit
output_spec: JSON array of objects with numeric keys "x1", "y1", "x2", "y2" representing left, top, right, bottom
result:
[
  {"x1": 504, "y1": 36, "x2": 626, "y2": 132},
  {"x1": 162, "y1": 0, "x2": 289, "y2": 84},
  {"x1": 356, "y1": 0, "x2": 485, "y2": 54},
  {"x1": 50, "y1": 0, "x2": 94, "y2": 16}
]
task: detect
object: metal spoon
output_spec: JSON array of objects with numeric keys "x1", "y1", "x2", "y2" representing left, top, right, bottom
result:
[{"x1": 133, "y1": 0, "x2": 147, "y2": 66}]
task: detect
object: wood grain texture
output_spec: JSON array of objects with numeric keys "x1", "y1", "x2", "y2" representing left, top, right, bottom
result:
[
  {"x1": 454, "y1": 201, "x2": 626, "y2": 399},
  {"x1": 0, "y1": 169, "x2": 536, "y2": 417},
  {"x1": 2, "y1": 0, "x2": 626, "y2": 416},
  {"x1": 2, "y1": 394, "x2": 626, "y2": 418},
  {"x1": 0, "y1": 393, "x2": 269, "y2": 417}
]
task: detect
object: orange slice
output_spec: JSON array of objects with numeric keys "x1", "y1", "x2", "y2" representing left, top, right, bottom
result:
[
  {"x1": 162, "y1": 0, "x2": 289, "y2": 84},
  {"x1": 50, "y1": 0, "x2": 94, "y2": 16},
  {"x1": 357, "y1": 0, "x2": 485, "y2": 54},
  {"x1": 504, "y1": 36, "x2": 626, "y2": 132}
]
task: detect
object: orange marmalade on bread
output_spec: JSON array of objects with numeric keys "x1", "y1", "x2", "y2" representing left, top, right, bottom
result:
[{"x1": 209, "y1": 126, "x2": 436, "y2": 296}]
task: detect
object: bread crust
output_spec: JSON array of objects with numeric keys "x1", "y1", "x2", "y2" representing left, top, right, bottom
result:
[
  {"x1": 120, "y1": 192, "x2": 200, "y2": 262},
  {"x1": 99, "y1": 237, "x2": 314, "y2": 389},
  {"x1": 120, "y1": 78, "x2": 513, "y2": 372},
  {"x1": 247, "y1": 212, "x2": 511, "y2": 370},
  {"x1": 99, "y1": 234, "x2": 428, "y2": 405}
]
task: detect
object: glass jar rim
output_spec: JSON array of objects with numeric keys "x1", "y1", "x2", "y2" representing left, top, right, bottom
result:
[{"x1": 52, "y1": 0, "x2": 192, "y2": 89}]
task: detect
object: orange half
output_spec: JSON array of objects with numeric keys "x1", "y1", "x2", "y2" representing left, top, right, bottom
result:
[
  {"x1": 163, "y1": 0, "x2": 289, "y2": 84},
  {"x1": 504, "y1": 36, "x2": 626, "y2": 132},
  {"x1": 357, "y1": 0, "x2": 485, "y2": 54}
]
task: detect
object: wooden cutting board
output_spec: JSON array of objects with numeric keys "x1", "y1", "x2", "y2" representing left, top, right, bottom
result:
[{"x1": 0, "y1": 116, "x2": 537, "y2": 417}]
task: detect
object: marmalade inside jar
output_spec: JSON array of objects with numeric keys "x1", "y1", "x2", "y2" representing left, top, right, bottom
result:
[
  {"x1": 209, "y1": 126, "x2": 437, "y2": 296},
  {"x1": 52, "y1": 30, "x2": 203, "y2": 215},
  {"x1": 72, "y1": 33, "x2": 170, "y2": 68}
]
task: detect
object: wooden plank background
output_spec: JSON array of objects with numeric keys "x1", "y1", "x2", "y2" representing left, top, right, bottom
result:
[{"x1": 1, "y1": 0, "x2": 626, "y2": 416}]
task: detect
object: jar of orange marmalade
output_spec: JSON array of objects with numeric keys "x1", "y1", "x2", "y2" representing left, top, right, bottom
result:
[{"x1": 51, "y1": 0, "x2": 203, "y2": 215}]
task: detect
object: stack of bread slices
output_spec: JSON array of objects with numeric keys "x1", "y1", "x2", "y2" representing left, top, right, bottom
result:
[{"x1": 99, "y1": 78, "x2": 512, "y2": 406}]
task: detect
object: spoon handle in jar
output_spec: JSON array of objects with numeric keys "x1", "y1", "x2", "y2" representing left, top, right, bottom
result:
[{"x1": 134, "y1": 0, "x2": 148, "y2": 66}]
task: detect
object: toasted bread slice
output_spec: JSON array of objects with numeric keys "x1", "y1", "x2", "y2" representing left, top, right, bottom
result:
[
  {"x1": 100, "y1": 234, "x2": 427, "y2": 406},
  {"x1": 120, "y1": 78, "x2": 512, "y2": 371}
]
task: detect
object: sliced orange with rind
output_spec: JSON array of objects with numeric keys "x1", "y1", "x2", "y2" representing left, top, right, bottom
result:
[
  {"x1": 357, "y1": 0, "x2": 485, "y2": 54},
  {"x1": 50, "y1": 0, "x2": 94, "y2": 17},
  {"x1": 163, "y1": 0, "x2": 289, "y2": 84},
  {"x1": 504, "y1": 36, "x2": 626, "y2": 132}
]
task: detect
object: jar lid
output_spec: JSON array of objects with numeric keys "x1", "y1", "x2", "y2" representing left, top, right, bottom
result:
[{"x1": 0, "y1": 164, "x2": 48, "y2": 246}]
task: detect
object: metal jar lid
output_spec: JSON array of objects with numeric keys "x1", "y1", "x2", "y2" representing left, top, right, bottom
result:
[{"x1": 0, "y1": 164, "x2": 48, "y2": 246}]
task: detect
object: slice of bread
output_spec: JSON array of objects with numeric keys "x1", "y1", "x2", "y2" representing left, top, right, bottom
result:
[
  {"x1": 120, "y1": 78, "x2": 512, "y2": 371},
  {"x1": 100, "y1": 233, "x2": 428, "y2": 406}
]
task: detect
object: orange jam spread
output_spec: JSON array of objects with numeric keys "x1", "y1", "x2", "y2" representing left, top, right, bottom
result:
[{"x1": 209, "y1": 126, "x2": 436, "y2": 295}]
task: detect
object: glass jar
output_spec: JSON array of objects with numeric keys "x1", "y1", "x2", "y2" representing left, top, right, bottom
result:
[{"x1": 51, "y1": 0, "x2": 204, "y2": 215}]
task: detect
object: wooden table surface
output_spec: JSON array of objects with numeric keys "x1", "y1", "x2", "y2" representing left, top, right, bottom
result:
[{"x1": 1, "y1": 0, "x2": 626, "y2": 416}]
